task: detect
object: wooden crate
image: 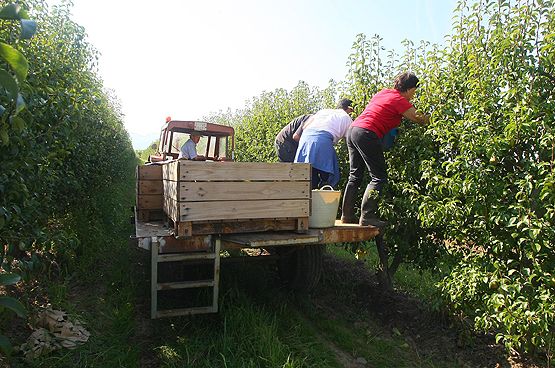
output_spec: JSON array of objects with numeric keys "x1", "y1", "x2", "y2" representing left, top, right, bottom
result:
[
  {"x1": 162, "y1": 161, "x2": 311, "y2": 236},
  {"x1": 136, "y1": 165, "x2": 164, "y2": 221}
]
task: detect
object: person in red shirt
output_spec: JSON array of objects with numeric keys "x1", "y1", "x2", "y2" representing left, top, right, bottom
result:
[{"x1": 341, "y1": 72, "x2": 429, "y2": 227}]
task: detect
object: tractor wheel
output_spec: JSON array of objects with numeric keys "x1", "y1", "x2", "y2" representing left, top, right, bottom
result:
[{"x1": 277, "y1": 245, "x2": 324, "y2": 292}]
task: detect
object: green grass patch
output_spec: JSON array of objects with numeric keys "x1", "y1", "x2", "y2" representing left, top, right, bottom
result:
[{"x1": 328, "y1": 244, "x2": 440, "y2": 302}]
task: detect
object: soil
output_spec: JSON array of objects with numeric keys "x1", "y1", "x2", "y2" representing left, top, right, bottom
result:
[{"x1": 312, "y1": 253, "x2": 544, "y2": 368}]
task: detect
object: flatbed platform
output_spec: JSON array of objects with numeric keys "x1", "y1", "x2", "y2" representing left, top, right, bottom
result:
[
  {"x1": 135, "y1": 219, "x2": 380, "y2": 250},
  {"x1": 134, "y1": 217, "x2": 381, "y2": 318}
]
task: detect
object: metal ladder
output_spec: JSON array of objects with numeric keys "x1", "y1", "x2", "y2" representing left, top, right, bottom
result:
[{"x1": 150, "y1": 236, "x2": 221, "y2": 318}]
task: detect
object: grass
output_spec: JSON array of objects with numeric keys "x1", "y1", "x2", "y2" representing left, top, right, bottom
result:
[{"x1": 328, "y1": 244, "x2": 440, "y2": 302}]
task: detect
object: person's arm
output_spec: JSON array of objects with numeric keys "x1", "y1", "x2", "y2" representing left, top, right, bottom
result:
[
  {"x1": 190, "y1": 145, "x2": 205, "y2": 160},
  {"x1": 402, "y1": 107, "x2": 429, "y2": 126},
  {"x1": 292, "y1": 116, "x2": 314, "y2": 141}
]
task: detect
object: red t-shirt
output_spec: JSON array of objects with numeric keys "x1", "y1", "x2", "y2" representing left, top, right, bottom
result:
[{"x1": 352, "y1": 89, "x2": 413, "y2": 138}]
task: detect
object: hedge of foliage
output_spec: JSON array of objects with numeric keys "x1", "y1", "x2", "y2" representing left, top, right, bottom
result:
[
  {"x1": 208, "y1": 0, "x2": 554, "y2": 357},
  {"x1": 0, "y1": 0, "x2": 136, "y2": 353}
]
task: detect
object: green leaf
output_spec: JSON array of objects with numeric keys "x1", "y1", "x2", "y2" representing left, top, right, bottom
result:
[
  {"x1": 0, "y1": 68, "x2": 18, "y2": 99},
  {"x1": 20, "y1": 19, "x2": 37, "y2": 39},
  {"x1": 0, "y1": 42, "x2": 29, "y2": 82},
  {"x1": 10, "y1": 115, "x2": 25, "y2": 132},
  {"x1": 0, "y1": 105, "x2": 5, "y2": 117},
  {"x1": 0, "y1": 127, "x2": 8, "y2": 145},
  {"x1": 0, "y1": 273, "x2": 20, "y2": 286},
  {"x1": 0, "y1": 4, "x2": 20, "y2": 20},
  {"x1": 0, "y1": 296, "x2": 26, "y2": 317},
  {"x1": 0, "y1": 334, "x2": 12, "y2": 356}
]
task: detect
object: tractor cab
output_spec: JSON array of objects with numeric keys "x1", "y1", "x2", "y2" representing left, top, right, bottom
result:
[{"x1": 149, "y1": 119, "x2": 235, "y2": 163}]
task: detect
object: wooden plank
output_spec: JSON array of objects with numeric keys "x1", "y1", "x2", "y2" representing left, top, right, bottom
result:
[
  {"x1": 212, "y1": 238, "x2": 221, "y2": 313},
  {"x1": 167, "y1": 181, "x2": 310, "y2": 202},
  {"x1": 296, "y1": 217, "x2": 309, "y2": 232},
  {"x1": 176, "y1": 221, "x2": 192, "y2": 238},
  {"x1": 191, "y1": 218, "x2": 300, "y2": 235},
  {"x1": 151, "y1": 239, "x2": 158, "y2": 319},
  {"x1": 138, "y1": 164, "x2": 163, "y2": 180},
  {"x1": 138, "y1": 194, "x2": 163, "y2": 210},
  {"x1": 163, "y1": 180, "x2": 179, "y2": 201},
  {"x1": 221, "y1": 231, "x2": 321, "y2": 247},
  {"x1": 320, "y1": 220, "x2": 380, "y2": 243},
  {"x1": 162, "y1": 160, "x2": 179, "y2": 181},
  {"x1": 178, "y1": 199, "x2": 309, "y2": 221},
  {"x1": 155, "y1": 306, "x2": 215, "y2": 318},
  {"x1": 165, "y1": 161, "x2": 310, "y2": 182},
  {"x1": 137, "y1": 209, "x2": 164, "y2": 222},
  {"x1": 164, "y1": 196, "x2": 180, "y2": 223},
  {"x1": 158, "y1": 235, "x2": 212, "y2": 253},
  {"x1": 139, "y1": 180, "x2": 163, "y2": 195},
  {"x1": 158, "y1": 253, "x2": 216, "y2": 262},
  {"x1": 157, "y1": 280, "x2": 214, "y2": 290},
  {"x1": 135, "y1": 219, "x2": 173, "y2": 239}
]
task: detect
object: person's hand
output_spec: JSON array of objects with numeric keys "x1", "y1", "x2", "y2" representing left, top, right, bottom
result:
[{"x1": 414, "y1": 110, "x2": 430, "y2": 126}]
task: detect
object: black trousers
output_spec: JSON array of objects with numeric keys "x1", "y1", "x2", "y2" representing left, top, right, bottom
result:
[
  {"x1": 275, "y1": 140, "x2": 297, "y2": 162},
  {"x1": 346, "y1": 126, "x2": 387, "y2": 192}
]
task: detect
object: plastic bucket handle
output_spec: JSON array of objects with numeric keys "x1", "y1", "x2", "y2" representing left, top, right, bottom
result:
[{"x1": 318, "y1": 185, "x2": 335, "y2": 191}]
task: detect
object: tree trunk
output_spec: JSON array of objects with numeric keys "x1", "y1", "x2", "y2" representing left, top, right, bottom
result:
[{"x1": 374, "y1": 234, "x2": 392, "y2": 291}]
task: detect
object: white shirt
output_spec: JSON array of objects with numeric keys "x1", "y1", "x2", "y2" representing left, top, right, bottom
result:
[
  {"x1": 304, "y1": 109, "x2": 352, "y2": 144},
  {"x1": 178, "y1": 139, "x2": 197, "y2": 159}
]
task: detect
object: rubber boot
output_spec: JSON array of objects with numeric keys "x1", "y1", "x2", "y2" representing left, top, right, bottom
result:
[
  {"x1": 340, "y1": 182, "x2": 358, "y2": 224},
  {"x1": 359, "y1": 185, "x2": 387, "y2": 228}
]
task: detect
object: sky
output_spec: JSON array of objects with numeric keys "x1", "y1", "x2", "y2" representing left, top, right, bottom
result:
[{"x1": 56, "y1": 0, "x2": 457, "y2": 149}]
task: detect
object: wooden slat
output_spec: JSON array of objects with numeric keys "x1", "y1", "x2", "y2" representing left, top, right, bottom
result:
[
  {"x1": 151, "y1": 239, "x2": 158, "y2": 319},
  {"x1": 157, "y1": 280, "x2": 214, "y2": 290},
  {"x1": 212, "y1": 238, "x2": 221, "y2": 312},
  {"x1": 157, "y1": 253, "x2": 216, "y2": 262},
  {"x1": 158, "y1": 235, "x2": 212, "y2": 253},
  {"x1": 192, "y1": 218, "x2": 300, "y2": 235},
  {"x1": 138, "y1": 164, "x2": 163, "y2": 180},
  {"x1": 164, "y1": 161, "x2": 310, "y2": 181},
  {"x1": 320, "y1": 220, "x2": 380, "y2": 243},
  {"x1": 164, "y1": 196, "x2": 180, "y2": 223},
  {"x1": 166, "y1": 181, "x2": 310, "y2": 202},
  {"x1": 176, "y1": 221, "x2": 192, "y2": 238},
  {"x1": 136, "y1": 209, "x2": 164, "y2": 222},
  {"x1": 162, "y1": 160, "x2": 179, "y2": 182},
  {"x1": 138, "y1": 194, "x2": 163, "y2": 210},
  {"x1": 135, "y1": 219, "x2": 173, "y2": 239},
  {"x1": 178, "y1": 199, "x2": 309, "y2": 222},
  {"x1": 139, "y1": 180, "x2": 163, "y2": 195},
  {"x1": 222, "y1": 231, "x2": 321, "y2": 247},
  {"x1": 155, "y1": 306, "x2": 216, "y2": 318},
  {"x1": 163, "y1": 180, "x2": 179, "y2": 201}
]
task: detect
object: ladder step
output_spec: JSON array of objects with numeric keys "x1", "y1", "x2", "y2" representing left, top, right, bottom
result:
[
  {"x1": 158, "y1": 253, "x2": 216, "y2": 262},
  {"x1": 155, "y1": 306, "x2": 217, "y2": 318},
  {"x1": 157, "y1": 280, "x2": 215, "y2": 290}
]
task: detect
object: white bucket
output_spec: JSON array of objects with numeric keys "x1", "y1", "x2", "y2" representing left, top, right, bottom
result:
[{"x1": 309, "y1": 185, "x2": 341, "y2": 228}]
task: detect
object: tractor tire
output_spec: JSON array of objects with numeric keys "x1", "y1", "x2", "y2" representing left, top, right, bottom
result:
[{"x1": 277, "y1": 245, "x2": 324, "y2": 292}]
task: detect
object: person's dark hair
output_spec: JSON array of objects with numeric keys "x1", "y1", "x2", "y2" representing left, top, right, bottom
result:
[
  {"x1": 337, "y1": 98, "x2": 353, "y2": 110},
  {"x1": 393, "y1": 72, "x2": 419, "y2": 92}
]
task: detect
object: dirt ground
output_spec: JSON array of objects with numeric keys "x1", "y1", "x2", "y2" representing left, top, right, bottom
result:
[{"x1": 313, "y1": 254, "x2": 544, "y2": 368}]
